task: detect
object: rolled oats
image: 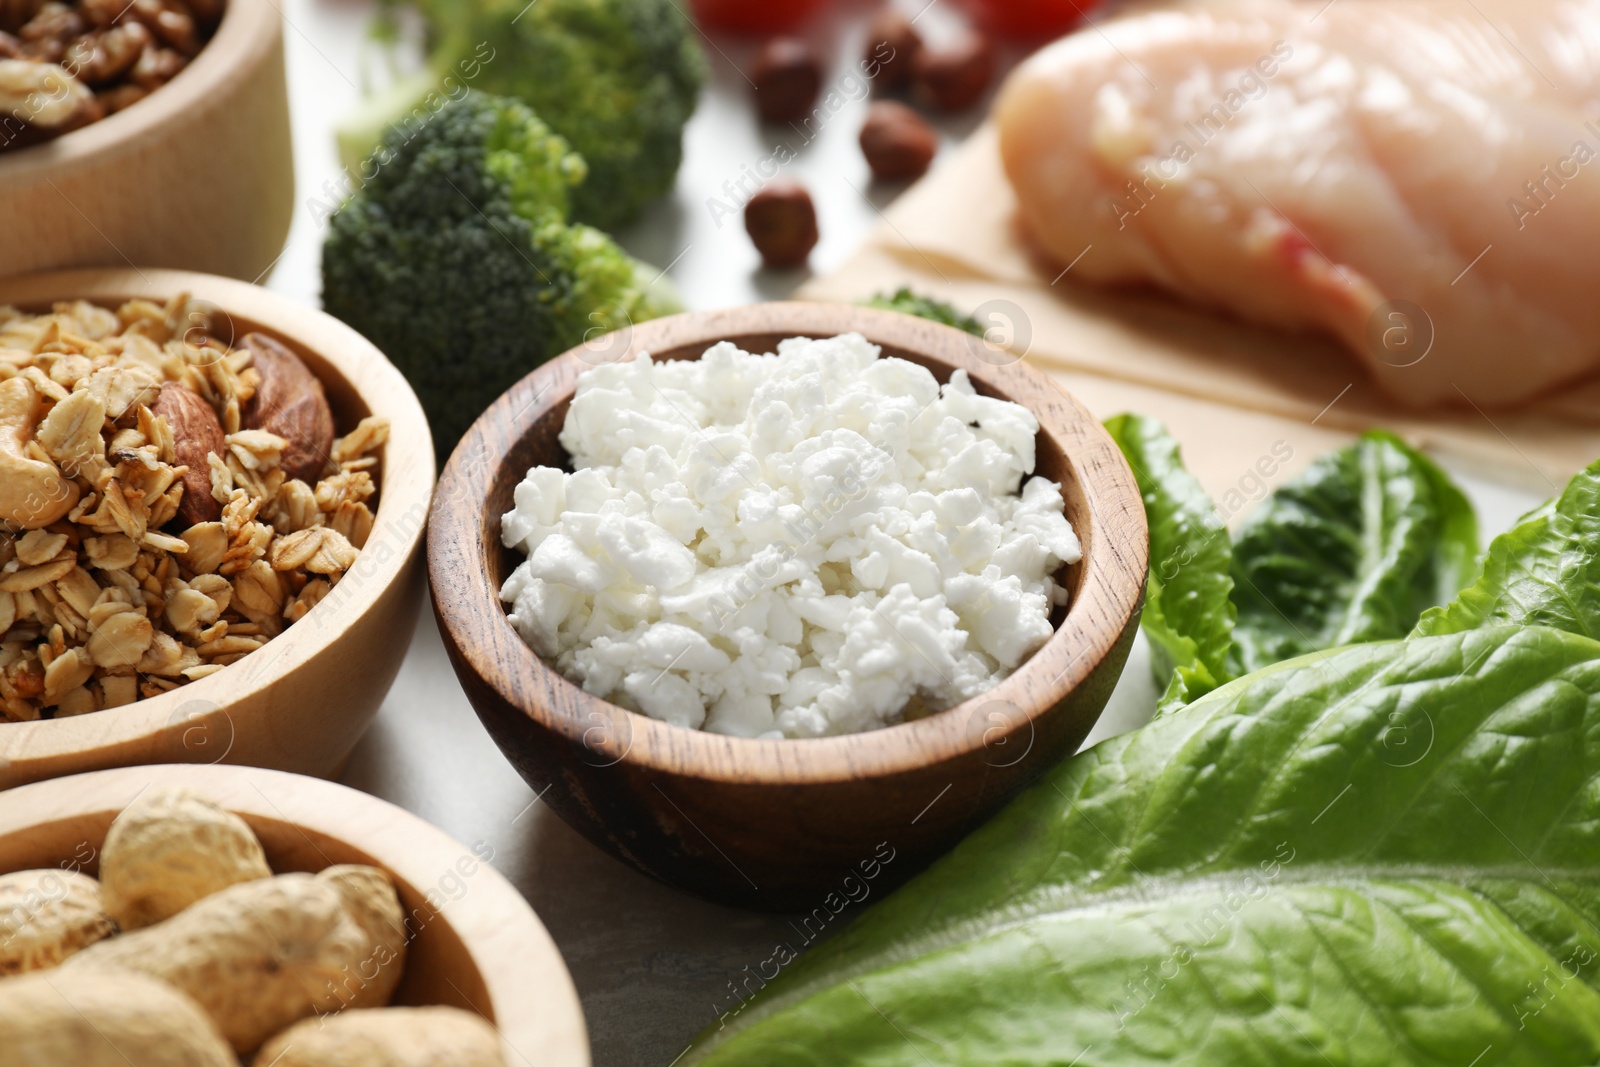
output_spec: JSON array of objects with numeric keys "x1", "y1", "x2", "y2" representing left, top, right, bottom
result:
[
  {"x1": 83, "y1": 533, "x2": 138, "y2": 570},
  {"x1": 55, "y1": 685, "x2": 95, "y2": 716},
  {"x1": 328, "y1": 501, "x2": 374, "y2": 550},
  {"x1": 14, "y1": 528, "x2": 65, "y2": 565},
  {"x1": 264, "y1": 478, "x2": 320, "y2": 534},
  {"x1": 267, "y1": 526, "x2": 357, "y2": 575},
  {"x1": 225, "y1": 429, "x2": 285, "y2": 471},
  {"x1": 0, "y1": 299, "x2": 389, "y2": 722},
  {"x1": 55, "y1": 565, "x2": 98, "y2": 617},
  {"x1": 231, "y1": 560, "x2": 283, "y2": 623},
  {"x1": 99, "y1": 673, "x2": 136, "y2": 707},
  {"x1": 330, "y1": 417, "x2": 388, "y2": 466},
  {"x1": 41, "y1": 645, "x2": 90, "y2": 699},
  {"x1": 163, "y1": 586, "x2": 217, "y2": 634},
  {"x1": 37, "y1": 388, "x2": 105, "y2": 472},
  {"x1": 85, "y1": 607, "x2": 152, "y2": 668},
  {"x1": 141, "y1": 530, "x2": 187, "y2": 553},
  {"x1": 1, "y1": 555, "x2": 75, "y2": 592},
  {"x1": 284, "y1": 578, "x2": 330, "y2": 624},
  {"x1": 176, "y1": 521, "x2": 224, "y2": 574}
]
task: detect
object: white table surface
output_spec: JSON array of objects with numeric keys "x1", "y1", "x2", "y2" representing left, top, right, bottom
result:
[{"x1": 263, "y1": 2, "x2": 1548, "y2": 1064}]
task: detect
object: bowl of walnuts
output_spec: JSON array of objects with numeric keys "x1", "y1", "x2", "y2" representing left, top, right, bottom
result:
[
  {"x1": 0, "y1": 0, "x2": 292, "y2": 280},
  {"x1": 0, "y1": 268, "x2": 433, "y2": 789}
]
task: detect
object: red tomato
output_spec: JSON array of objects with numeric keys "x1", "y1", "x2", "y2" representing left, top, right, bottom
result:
[
  {"x1": 690, "y1": 0, "x2": 829, "y2": 34},
  {"x1": 956, "y1": 0, "x2": 1102, "y2": 38}
]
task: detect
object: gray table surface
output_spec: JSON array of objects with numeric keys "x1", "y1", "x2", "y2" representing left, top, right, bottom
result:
[{"x1": 263, "y1": 2, "x2": 1547, "y2": 1063}]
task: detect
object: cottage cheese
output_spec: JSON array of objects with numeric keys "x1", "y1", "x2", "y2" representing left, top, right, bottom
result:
[{"x1": 499, "y1": 334, "x2": 1081, "y2": 739}]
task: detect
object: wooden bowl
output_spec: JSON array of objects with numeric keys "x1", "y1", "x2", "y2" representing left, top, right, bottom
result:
[
  {"x1": 429, "y1": 303, "x2": 1148, "y2": 910},
  {"x1": 0, "y1": 0, "x2": 292, "y2": 281},
  {"x1": 0, "y1": 268, "x2": 434, "y2": 789},
  {"x1": 0, "y1": 763, "x2": 589, "y2": 1066}
]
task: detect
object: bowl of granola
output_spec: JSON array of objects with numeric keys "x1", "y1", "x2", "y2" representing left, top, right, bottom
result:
[
  {"x1": 0, "y1": 0, "x2": 291, "y2": 281},
  {"x1": 0, "y1": 268, "x2": 433, "y2": 789}
]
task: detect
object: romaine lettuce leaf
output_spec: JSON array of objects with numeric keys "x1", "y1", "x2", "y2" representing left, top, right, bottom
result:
[
  {"x1": 1107, "y1": 419, "x2": 1479, "y2": 703},
  {"x1": 1104, "y1": 414, "x2": 1234, "y2": 708},
  {"x1": 685, "y1": 623, "x2": 1600, "y2": 1065},
  {"x1": 1228, "y1": 430, "x2": 1478, "y2": 674},
  {"x1": 1416, "y1": 459, "x2": 1600, "y2": 639}
]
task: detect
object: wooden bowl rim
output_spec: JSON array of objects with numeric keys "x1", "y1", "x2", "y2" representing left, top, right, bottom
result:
[
  {"x1": 430, "y1": 301, "x2": 1148, "y2": 786},
  {"x1": 0, "y1": 0, "x2": 279, "y2": 181},
  {"x1": 0, "y1": 763, "x2": 590, "y2": 1066},
  {"x1": 0, "y1": 268, "x2": 435, "y2": 768}
]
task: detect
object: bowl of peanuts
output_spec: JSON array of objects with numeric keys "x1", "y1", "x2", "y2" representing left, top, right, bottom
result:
[
  {"x1": 0, "y1": 267, "x2": 433, "y2": 789},
  {"x1": 0, "y1": 0, "x2": 291, "y2": 281},
  {"x1": 0, "y1": 763, "x2": 589, "y2": 1066}
]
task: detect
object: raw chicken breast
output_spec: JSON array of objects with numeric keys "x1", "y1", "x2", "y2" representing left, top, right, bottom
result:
[{"x1": 997, "y1": 0, "x2": 1600, "y2": 407}]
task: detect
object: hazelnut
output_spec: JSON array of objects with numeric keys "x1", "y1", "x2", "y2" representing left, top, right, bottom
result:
[
  {"x1": 863, "y1": 10, "x2": 920, "y2": 91},
  {"x1": 860, "y1": 101, "x2": 938, "y2": 182},
  {"x1": 745, "y1": 180, "x2": 818, "y2": 269},
  {"x1": 750, "y1": 37, "x2": 821, "y2": 124},
  {"x1": 912, "y1": 33, "x2": 996, "y2": 112}
]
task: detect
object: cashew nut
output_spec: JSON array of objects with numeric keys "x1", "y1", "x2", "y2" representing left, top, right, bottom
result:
[{"x1": 0, "y1": 377, "x2": 80, "y2": 530}]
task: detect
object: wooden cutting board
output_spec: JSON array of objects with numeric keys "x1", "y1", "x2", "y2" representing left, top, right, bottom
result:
[{"x1": 801, "y1": 125, "x2": 1600, "y2": 504}]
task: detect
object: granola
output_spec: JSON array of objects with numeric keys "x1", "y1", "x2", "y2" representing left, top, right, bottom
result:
[{"x1": 0, "y1": 295, "x2": 388, "y2": 723}]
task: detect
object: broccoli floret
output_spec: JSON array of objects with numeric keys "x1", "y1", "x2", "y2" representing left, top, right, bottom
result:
[
  {"x1": 864, "y1": 289, "x2": 985, "y2": 336},
  {"x1": 340, "y1": 0, "x2": 705, "y2": 230},
  {"x1": 322, "y1": 93, "x2": 681, "y2": 462}
]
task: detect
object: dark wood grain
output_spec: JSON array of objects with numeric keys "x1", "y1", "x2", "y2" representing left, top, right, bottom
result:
[{"x1": 428, "y1": 303, "x2": 1149, "y2": 910}]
